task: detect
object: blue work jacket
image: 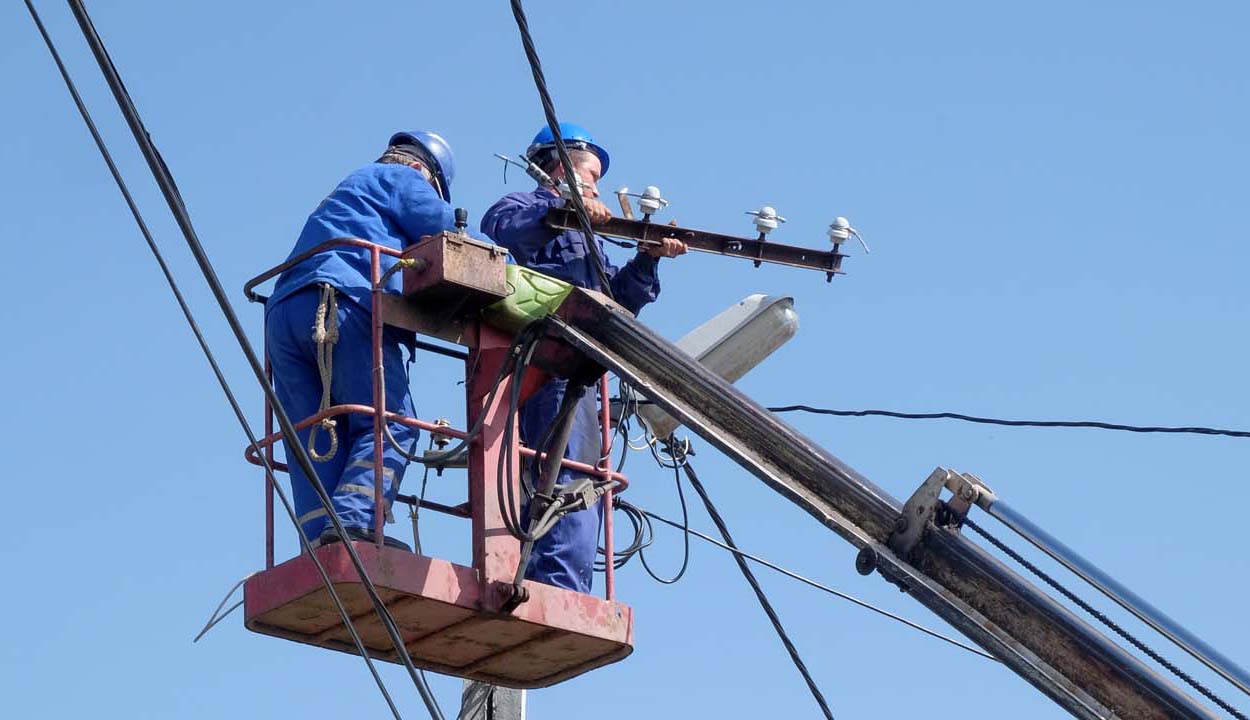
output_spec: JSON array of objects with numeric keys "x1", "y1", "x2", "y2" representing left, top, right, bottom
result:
[
  {"x1": 269, "y1": 163, "x2": 456, "y2": 313},
  {"x1": 480, "y1": 188, "x2": 661, "y2": 314}
]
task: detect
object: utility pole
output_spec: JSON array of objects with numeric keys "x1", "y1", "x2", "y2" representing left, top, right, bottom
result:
[{"x1": 459, "y1": 682, "x2": 525, "y2": 720}]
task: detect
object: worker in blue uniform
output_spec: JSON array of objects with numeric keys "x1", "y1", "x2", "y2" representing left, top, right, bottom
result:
[
  {"x1": 265, "y1": 131, "x2": 457, "y2": 549},
  {"x1": 481, "y1": 122, "x2": 687, "y2": 591}
]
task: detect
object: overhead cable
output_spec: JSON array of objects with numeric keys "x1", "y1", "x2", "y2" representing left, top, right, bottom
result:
[
  {"x1": 507, "y1": 0, "x2": 616, "y2": 299},
  {"x1": 637, "y1": 459, "x2": 692, "y2": 584},
  {"x1": 769, "y1": 405, "x2": 1250, "y2": 439},
  {"x1": 676, "y1": 446, "x2": 837, "y2": 720},
  {"x1": 22, "y1": 2, "x2": 411, "y2": 714},
  {"x1": 632, "y1": 503, "x2": 999, "y2": 662},
  {"x1": 57, "y1": 1, "x2": 444, "y2": 716}
]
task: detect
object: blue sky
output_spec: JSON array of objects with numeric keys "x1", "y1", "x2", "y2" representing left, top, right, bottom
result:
[{"x1": 3, "y1": 1, "x2": 1248, "y2": 717}]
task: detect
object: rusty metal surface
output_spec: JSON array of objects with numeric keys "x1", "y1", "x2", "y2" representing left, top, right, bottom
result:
[
  {"x1": 371, "y1": 250, "x2": 386, "y2": 545},
  {"x1": 379, "y1": 293, "x2": 480, "y2": 347},
  {"x1": 243, "y1": 237, "x2": 402, "y2": 303},
  {"x1": 546, "y1": 207, "x2": 845, "y2": 277},
  {"x1": 467, "y1": 326, "x2": 525, "y2": 587},
  {"x1": 599, "y1": 373, "x2": 616, "y2": 600},
  {"x1": 546, "y1": 287, "x2": 1217, "y2": 720},
  {"x1": 401, "y1": 231, "x2": 509, "y2": 305},
  {"x1": 888, "y1": 467, "x2": 948, "y2": 561},
  {"x1": 243, "y1": 542, "x2": 633, "y2": 688},
  {"x1": 242, "y1": 402, "x2": 630, "y2": 495},
  {"x1": 247, "y1": 249, "x2": 636, "y2": 688}
]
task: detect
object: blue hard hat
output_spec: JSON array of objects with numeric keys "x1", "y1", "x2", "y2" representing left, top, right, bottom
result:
[
  {"x1": 388, "y1": 130, "x2": 455, "y2": 202},
  {"x1": 525, "y1": 122, "x2": 610, "y2": 177}
]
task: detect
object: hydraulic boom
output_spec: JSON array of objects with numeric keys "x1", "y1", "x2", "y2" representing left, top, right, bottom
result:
[{"x1": 544, "y1": 286, "x2": 1224, "y2": 720}]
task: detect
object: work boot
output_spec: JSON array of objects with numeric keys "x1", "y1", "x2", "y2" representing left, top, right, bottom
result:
[{"x1": 318, "y1": 526, "x2": 412, "y2": 552}]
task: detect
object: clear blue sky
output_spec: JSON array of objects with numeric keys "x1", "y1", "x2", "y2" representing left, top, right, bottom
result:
[{"x1": 3, "y1": 1, "x2": 1248, "y2": 718}]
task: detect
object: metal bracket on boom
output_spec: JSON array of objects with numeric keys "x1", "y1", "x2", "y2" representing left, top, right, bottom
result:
[
  {"x1": 882, "y1": 467, "x2": 1001, "y2": 567},
  {"x1": 940, "y1": 470, "x2": 997, "y2": 525},
  {"x1": 886, "y1": 467, "x2": 997, "y2": 563},
  {"x1": 887, "y1": 467, "x2": 950, "y2": 562}
]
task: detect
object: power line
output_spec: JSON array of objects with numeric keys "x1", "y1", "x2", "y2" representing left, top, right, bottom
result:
[
  {"x1": 507, "y1": 0, "x2": 617, "y2": 299},
  {"x1": 611, "y1": 405, "x2": 992, "y2": 662},
  {"x1": 21, "y1": 2, "x2": 408, "y2": 715},
  {"x1": 632, "y1": 504, "x2": 999, "y2": 662},
  {"x1": 676, "y1": 450, "x2": 837, "y2": 720},
  {"x1": 637, "y1": 462, "x2": 692, "y2": 584},
  {"x1": 55, "y1": 1, "x2": 446, "y2": 716},
  {"x1": 768, "y1": 405, "x2": 1250, "y2": 439}
]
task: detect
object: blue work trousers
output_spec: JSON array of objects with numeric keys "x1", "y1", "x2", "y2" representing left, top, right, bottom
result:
[
  {"x1": 265, "y1": 286, "x2": 418, "y2": 540},
  {"x1": 521, "y1": 378, "x2": 605, "y2": 593}
]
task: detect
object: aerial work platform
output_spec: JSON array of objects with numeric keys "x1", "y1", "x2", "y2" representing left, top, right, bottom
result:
[
  {"x1": 238, "y1": 227, "x2": 1230, "y2": 719},
  {"x1": 241, "y1": 233, "x2": 633, "y2": 687}
]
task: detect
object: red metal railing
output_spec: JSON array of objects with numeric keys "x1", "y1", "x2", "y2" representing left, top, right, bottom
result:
[
  {"x1": 245, "y1": 238, "x2": 625, "y2": 599},
  {"x1": 242, "y1": 403, "x2": 629, "y2": 492}
]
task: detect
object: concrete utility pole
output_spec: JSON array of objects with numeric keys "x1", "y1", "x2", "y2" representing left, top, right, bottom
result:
[{"x1": 459, "y1": 682, "x2": 525, "y2": 720}]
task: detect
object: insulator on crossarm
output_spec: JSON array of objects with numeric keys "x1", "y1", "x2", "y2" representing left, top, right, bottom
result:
[{"x1": 746, "y1": 206, "x2": 787, "y2": 236}]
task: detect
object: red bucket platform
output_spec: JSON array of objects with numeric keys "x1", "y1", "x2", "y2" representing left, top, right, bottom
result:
[
  {"x1": 241, "y1": 236, "x2": 633, "y2": 688},
  {"x1": 244, "y1": 543, "x2": 633, "y2": 688}
]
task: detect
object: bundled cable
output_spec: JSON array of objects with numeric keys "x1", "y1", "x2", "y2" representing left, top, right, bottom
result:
[
  {"x1": 51, "y1": 2, "x2": 446, "y2": 715},
  {"x1": 507, "y1": 0, "x2": 616, "y2": 299}
]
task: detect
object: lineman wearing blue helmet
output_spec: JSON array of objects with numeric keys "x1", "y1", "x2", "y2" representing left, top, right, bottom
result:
[
  {"x1": 525, "y1": 122, "x2": 610, "y2": 177},
  {"x1": 266, "y1": 130, "x2": 460, "y2": 549},
  {"x1": 481, "y1": 122, "x2": 687, "y2": 593}
]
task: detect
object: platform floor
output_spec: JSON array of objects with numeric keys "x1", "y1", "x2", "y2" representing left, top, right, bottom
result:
[{"x1": 244, "y1": 542, "x2": 634, "y2": 688}]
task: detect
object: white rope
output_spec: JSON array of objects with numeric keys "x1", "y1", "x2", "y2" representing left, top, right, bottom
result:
[{"x1": 308, "y1": 283, "x2": 339, "y2": 462}]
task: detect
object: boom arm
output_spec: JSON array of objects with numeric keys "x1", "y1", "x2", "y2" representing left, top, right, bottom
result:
[{"x1": 546, "y1": 286, "x2": 1218, "y2": 720}]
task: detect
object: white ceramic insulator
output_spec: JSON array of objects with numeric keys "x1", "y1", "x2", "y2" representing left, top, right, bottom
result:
[
  {"x1": 828, "y1": 216, "x2": 851, "y2": 242},
  {"x1": 754, "y1": 206, "x2": 779, "y2": 234},
  {"x1": 639, "y1": 185, "x2": 665, "y2": 215}
]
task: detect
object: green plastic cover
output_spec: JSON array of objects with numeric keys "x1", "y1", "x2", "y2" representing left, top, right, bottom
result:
[{"x1": 481, "y1": 264, "x2": 574, "y2": 333}]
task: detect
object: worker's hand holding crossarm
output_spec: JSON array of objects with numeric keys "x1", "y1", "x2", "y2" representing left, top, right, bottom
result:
[
  {"x1": 580, "y1": 196, "x2": 614, "y2": 224},
  {"x1": 643, "y1": 219, "x2": 688, "y2": 259},
  {"x1": 555, "y1": 153, "x2": 687, "y2": 259},
  {"x1": 581, "y1": 196, "x2": 684, "y2": 258}
]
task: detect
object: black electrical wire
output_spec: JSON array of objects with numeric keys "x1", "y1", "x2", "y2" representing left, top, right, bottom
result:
[
  {"x1": 498, "y1": 326, "x2": 546, "y2": 539},
  {"x1": 963, "y1": 517, "x2": 1248, "y2": 720},
  {"x1": 595, "y1": 498, "x2": 652, "y2": 572},
  {"x1": 507, "y1": 0, "x2": 616, "y2": 299},
  {"x1": 678, "y1": 451, "x2": 837, "y2": 720},
  {"x1": 21, "y1": 4, "x2": 408, "y2": 715},
  {"x1": 623, "y1": 397, "x2": 1250, "y2": 440},
  {"x1": 384, "y1": 328, "x2": 529, "y2": 467},
  {"x1": 632, "y1": 503, "x2": 1000, "y2": 662},
  {"x1": 597, "y1": 399, "x2": 992, "y2": 661},
  {"x1": 24, "y1": 1, "x2": 407, "y2": 715},
  {"x1": 607, "y1": 380, "x2": 641, "y2": 475},
  {"x1": 768, "y1": 405, "x2": 1250, "y2": 440},
  {"x1": 59, "y1": 2, "x2": 445, "y2": 716},
  {"x1": 636, "y1": 456, "x2": 692, "y2": 584}
]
